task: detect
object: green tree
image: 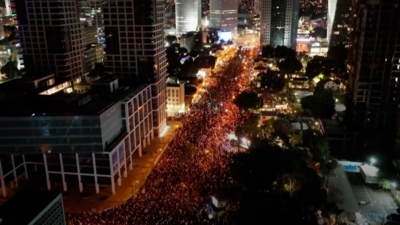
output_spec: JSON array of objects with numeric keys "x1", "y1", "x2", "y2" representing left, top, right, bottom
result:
[
  {"x1": 259, "y1": 70, "x2": 286, "y2": 91},
  {"x1": 301, "y1": 88, "x2": 335, "y2": 118},
  {"x1": 305, "y1": 56, "x2": 324, "y2": 80},
  {"x1": 275, "y1": 46, "x2": 296, "y2": 59},
  {"x1": 0, "y1": 61, "x2": 20, "y2": 79},
  {"x1": 233, "y1": 91, "x2": 263, "y2": 111},
  {"x1": 302, "y1": 130, "x2": 330, "y2": 175},
  {"x1": 278, "y1": 57, "x2": 303, "y2": 75},
  {"x1": 261, "y1": 45, "x2": 275, "y2": 58},
  {"x1": 231, "y1": 140, "x2": 284, "y2": 191},
  {"x1": 326, "y1": 159, "x2": 339, "y2": 175},
  {"x1": 387, "y1": 213, "x2": 400, "y2": 225},
  {"x1": 327, "y1": 44, "x2": 348, "y2": 73}
]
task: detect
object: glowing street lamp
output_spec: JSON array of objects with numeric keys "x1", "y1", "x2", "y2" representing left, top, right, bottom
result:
[{"x1": 370, "y1": 157, "x2": 376, "y2": 165}]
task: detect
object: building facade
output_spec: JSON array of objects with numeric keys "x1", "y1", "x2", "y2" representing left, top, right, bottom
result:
[
  {"x1": 78, "y1": 0, "x2": 105, "y2": 45},
  {"x1": 175, "y1": 0, "x2": 201, "y2": 36},
  {"x1": 328, "y1": 0, "x2": 353, "y2": 48},
  {"x1": 166, "y1": 83, "x2": 185, "y2": 117},
  {"x1": 210, "y1": 0, "x2": 239, "y2": 37},
  {"x1": 0, "y1": 76, "x2": 155, "y2": 196},
  {"x1": 260, "y1": 0, "x2": 299, "y2": 48},
  {"x1": 15, "y1": 0, "x2": 85, "y2": 78},
  {"x1": 346, "y1": 0, "x2": 400, "y2": 154},
  {"x1": 102, "y1": 0, "x2": 167, "y2": 136}
]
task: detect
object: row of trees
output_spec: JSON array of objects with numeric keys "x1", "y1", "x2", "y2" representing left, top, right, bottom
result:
[
  {"x1": 226, "y1": 90, "x2": 340, "y2": 224},
  {"x1": 228, "y1": 124, "x2": 339, "y2": 224},
  {"x1": 260, "y1": 45, "x2": 303, "y2": 76},
  {"x1": 304, "y1": 44, "x2": 348, "y2": 80}
]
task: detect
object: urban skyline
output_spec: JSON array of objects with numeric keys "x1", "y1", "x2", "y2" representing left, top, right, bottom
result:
[{"x1": 1, "y1": 0, "x2": 400, "y2": 224}]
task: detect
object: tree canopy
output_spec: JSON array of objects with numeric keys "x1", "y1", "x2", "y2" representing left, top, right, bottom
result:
[
  {"x1": 261, "y1": 45, "x2": 274, "y2": 58},
  {"x1": 278, "y1": 57, "x2": 303, "y2": 75},
  {"x1": 327, "y1": 44, "x2": 348, "y2": 73},
  {"x1": 301, "y1": 87, "x2": 335, "y2": 118},
  {"x1": 305, "y1": 56, "x2": 338, "y2": 80},
  {"x1": 260, "y1": 45, "x2": 297, "y2": 59},
  {"x1": 233, "y1": 91, "x2": 263, "y2": 111},
  {"x1": 259, "y1": 70, "x2": 286, "y2": 92}
]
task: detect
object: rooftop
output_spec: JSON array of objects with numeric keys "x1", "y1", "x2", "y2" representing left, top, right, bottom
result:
[
  {"x1": 359, "y1": 164, "x2": 379, "y2": 177},
  {"x1": 0, "y1": 190, "x2": 62, "y2": 225},
  {"x1": 0, "y1": 76, "x2": 147, "y2": 117}
]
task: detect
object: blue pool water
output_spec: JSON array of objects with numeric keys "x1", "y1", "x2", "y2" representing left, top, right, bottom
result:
[{"x1": 343, "y1": 165, "x2": 358, "y2": 171}]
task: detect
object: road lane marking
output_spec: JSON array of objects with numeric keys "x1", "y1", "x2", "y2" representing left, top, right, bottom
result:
[{"x1": 362, "y1": 185, "x2": 373, "y2": 203}]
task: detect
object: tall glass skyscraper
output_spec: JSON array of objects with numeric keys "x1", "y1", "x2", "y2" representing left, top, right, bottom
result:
[
  {"x1": 103, "y1": 0, "x2": 167, "y2": 136},
  {"x1": 175, "y1": 0, "x2": 201, "y2": 36},
  {"x1": 15, "y1": 0, "x2": 85, "y2": 78},
  {"x1": 210, "y1": 0, "x2": 238, "y2": 37}
]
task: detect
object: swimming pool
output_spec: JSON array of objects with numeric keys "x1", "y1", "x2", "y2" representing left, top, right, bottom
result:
[{"x1": 343, "y1": 165, "x2": 358, "y2": 171}]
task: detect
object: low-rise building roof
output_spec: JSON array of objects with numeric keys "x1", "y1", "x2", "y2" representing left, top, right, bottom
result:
[{"x1": 0, "y1": 190, "x2": 62, "y2": 225}]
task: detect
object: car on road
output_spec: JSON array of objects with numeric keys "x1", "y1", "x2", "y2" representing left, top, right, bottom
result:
[{"x1": 359, "y1": 201, "x2": 371, "y2": 205}]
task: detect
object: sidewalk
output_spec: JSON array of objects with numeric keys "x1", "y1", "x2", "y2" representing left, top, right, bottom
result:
[{"x1": 63, "y1": 120, "x2": 181, "y2": 213}]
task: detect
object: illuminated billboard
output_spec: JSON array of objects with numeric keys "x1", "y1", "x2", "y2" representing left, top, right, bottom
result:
[{"x1": 219, "y1": 30, "x2": 232, "y2": 41}]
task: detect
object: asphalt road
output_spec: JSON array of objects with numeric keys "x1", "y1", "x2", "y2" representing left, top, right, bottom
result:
[{"x1": 328, "y1": 166, "x2": 359, "y2": 213}]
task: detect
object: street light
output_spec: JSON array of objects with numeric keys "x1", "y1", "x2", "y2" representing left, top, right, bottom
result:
[
  {"x1": 370, "y1": 157, "x2": 376, "y2": 165},
  {"x1": 392, "y1": 182, "x2": 397, "y2": 189}
]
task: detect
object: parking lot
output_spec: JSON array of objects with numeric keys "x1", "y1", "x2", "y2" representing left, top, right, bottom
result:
[
  {"x1": 346, "y1": 172, "x2": 397, "y2": 222},
  {"x1": 328, "y1": 166, "x2": 397, "y2": 224}
]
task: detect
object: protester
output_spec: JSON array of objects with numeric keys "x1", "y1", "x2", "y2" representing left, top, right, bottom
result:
[{"x1": 67, "y1": 47, "x2": 256, "y2": 225}]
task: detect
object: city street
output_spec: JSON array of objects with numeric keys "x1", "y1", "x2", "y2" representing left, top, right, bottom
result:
[
  {"x1": 328, "y1": 166, "x2": 359, "y2": 213},
  {"x1": 67, "y1": 46, "x2": 258, "y2": 224}
]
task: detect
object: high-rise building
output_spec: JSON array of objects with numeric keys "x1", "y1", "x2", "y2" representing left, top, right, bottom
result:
[
  {"x1": 210, "y1": 0, "x2": 238, "y2": 37},
  {"x1": 175, "y1": 0, "x2": 201, "y2": 36},
  {"x1": 347, "y1": 0, "x2": 400, "y2": 153},
  {"x1": 327, "y1": 0, "x2": 338, "y2": 44},
  {"x1": 328, "y1": 0, "x2": 353, "y2": 48},
  {"x1": 260, "y1": 0, "x2": 299, "y2": 48},
  {"x1": 4, "y1": 0, "x2": 11, "y2": 15},
  {"x1": 102, "y1": 0, "x2": 167, "y2": 136},
  {"x1": 15, "y1": 0, "x2": 85, "y2": 79},
  {"x1": 78, "y1": 0, "x2": 105, "y2": 44},
  {"x1": 254, "y1": 0, "x2": 261, "y2": 14}
]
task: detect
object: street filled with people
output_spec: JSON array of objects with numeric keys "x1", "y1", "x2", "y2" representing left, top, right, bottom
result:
[{"x1": 67, "y1": 46, "x2": 257, "y2": 225}]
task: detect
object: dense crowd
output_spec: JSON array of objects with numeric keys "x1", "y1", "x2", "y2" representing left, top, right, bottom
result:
[{"x1": 67, "y1": 47, "x2": 256, "y2": 225}]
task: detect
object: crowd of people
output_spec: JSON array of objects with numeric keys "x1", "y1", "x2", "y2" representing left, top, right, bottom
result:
[{"x1": 67, "y1": 47, "x2": 256, "y2": 225}]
